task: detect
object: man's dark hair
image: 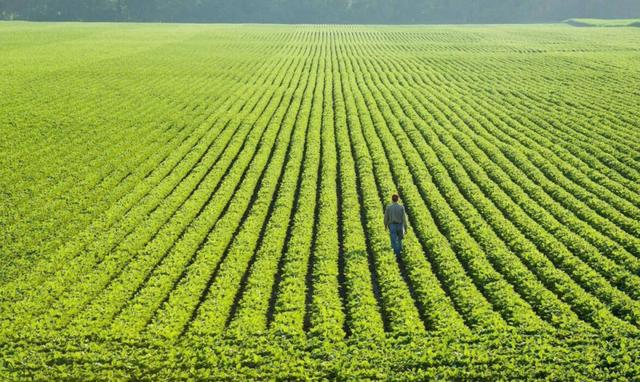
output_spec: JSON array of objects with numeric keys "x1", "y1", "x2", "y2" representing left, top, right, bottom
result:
[{"x1": 392, "y1": 194, "x2": 399, "y2": 202}]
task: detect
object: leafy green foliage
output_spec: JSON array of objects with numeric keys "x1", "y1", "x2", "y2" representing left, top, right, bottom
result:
[{"x1": 0, "y1": 22, "x2": 639, "y2": 379}]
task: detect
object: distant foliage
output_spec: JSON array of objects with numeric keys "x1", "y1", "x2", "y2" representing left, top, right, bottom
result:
[
  {"x1": 1, "y1": 0, "x2": 640, "y2": 23},
  {"x1": 566, "y1": 18, "x2": 640, "y2": 27}
]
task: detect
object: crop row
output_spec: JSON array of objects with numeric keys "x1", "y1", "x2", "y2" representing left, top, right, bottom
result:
[
  {"x1": 348, "y1": 34, "x2": 636, "y2": 332},
  {"x1": 3, "y1": 27, "x2": 638, "y2": 344}
]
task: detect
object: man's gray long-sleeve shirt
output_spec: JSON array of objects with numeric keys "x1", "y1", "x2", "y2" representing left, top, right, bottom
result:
[{"x1": 384, "y1": 202, "x2": 409, "y2": 230}]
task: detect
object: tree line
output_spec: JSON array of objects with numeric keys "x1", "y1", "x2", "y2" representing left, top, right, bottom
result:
[{"x1": 1, "y1": 0, "x2": 639, "y2": 24}]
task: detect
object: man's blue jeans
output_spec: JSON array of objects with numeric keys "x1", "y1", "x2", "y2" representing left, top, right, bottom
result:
[{"x1": 389, "y1": 223, "x2": 404, "y2": 256}]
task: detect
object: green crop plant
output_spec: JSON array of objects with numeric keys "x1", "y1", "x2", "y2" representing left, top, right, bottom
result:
[{"x1": 1, "y1": 22, "x2": 639, "y2": 380}]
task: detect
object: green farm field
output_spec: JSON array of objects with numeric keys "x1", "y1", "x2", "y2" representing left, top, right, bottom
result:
[{"x1": 1, "y1": 22, "x2": 639, "y2": 380}]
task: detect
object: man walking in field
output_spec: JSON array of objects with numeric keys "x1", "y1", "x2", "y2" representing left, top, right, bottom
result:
[{"x1": 384, "y1": 194, "x2": 409, "y2": 257}]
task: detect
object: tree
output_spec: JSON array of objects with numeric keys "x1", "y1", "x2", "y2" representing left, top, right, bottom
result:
[{"x1": 2, "y1": 0, "x2": 639, "y2": 23}]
